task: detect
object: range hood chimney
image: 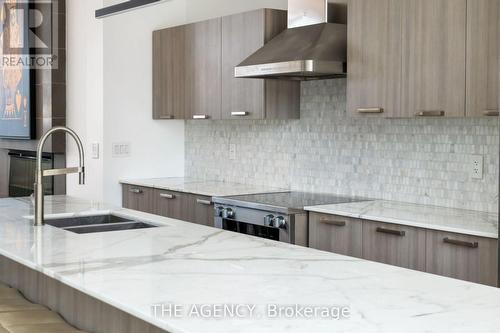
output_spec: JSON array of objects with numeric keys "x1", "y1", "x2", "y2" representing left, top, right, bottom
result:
[{"x1": 234, "y1": 0, "x2": 347, "y2": 80}]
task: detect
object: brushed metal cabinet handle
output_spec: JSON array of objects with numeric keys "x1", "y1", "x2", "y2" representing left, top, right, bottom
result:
[
  {"x1": 443, "y1": 237, "x2": 478, "y2": 248},
  {"x1": 192, "y1": 115, "x2": 209, "y2": 120},
  {"x1": 320, "y1": 219, "x2": 346, "y2": 227},
  {"x1": 415, "y1": 110, "x2": 445, "y2": 117},
  {"x1": 376, "y1": 227, "x2": 406, "y2": 237},
  {"x1": 159, "y1": 115, "x2": 174, "y2": 119},
  {"x1": 160, "y1": 193, "x2": 175, "y2": 199},
  {"x1": 483, "y1": 110, "x2": 499, "y2": 116},
  {"x1": 231, "y1": 111, "x2": 249, "y2": 117},
  {"x1": 197, "y1": 199, "x2": 212, "y2": 205},
  {"x1": 357, "y1": 107, "x2": 384, "y2": 114},
  {"x1": 129, "y1": 188, "x2": 143, "y2": 194}
]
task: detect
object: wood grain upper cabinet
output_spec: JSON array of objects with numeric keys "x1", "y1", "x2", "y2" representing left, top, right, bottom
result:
[
  {"x1": 185, "y1": 18, "x2": 222, "y2": 120},
  {"x1": 309, "y1": 213, "x2": 362, "y2": 258},
  {"x1": 347, "y1": 0, "x2": 402, "y2": 117},
  {"x1": 362, "y1": 221, "x2": 426, "y2": 271},
  {"x1": 466, "y1": 0, "x2": 500, "y2": 117},
  {"x1": 152, "y1": 26, "x2": 185, "y2": 120},
  {"x1": 221, "y1": 9, "x2": 300, "y2": 120},
  {"x1": 426, "y1": 230, "x2": 498, "y2": 287},
  {"x1": 401, "y1": 0, "x2": 467, "y2": 118}
]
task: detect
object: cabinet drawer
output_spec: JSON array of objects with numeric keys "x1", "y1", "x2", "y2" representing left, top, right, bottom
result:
[
  {"x1": 185, "y1": 194, "x2": 214, "y2": 227},
  {"x1": 426, "y1": 230, "x2": 498, "y2": 286},
  {"x1": 122, "y1": 185, "x2": 154, "y2": 213},
  {"x1": 309, "y1": 213, "x2": 362, "y2": 258},
  {"x1": 154, "y1": 189, "x2": 186, "y2": 221},
  {"x1": 362, "y1": 221, "x2": 426, "y2": 271}
]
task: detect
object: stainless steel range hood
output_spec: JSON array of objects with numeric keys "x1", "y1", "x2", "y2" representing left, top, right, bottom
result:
[{"x1": 235, "y1": 0, "x2": 347, "y2": 80}]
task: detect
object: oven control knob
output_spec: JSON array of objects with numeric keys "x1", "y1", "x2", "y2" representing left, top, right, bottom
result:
[
  {"x1": 223, "y1": 208, "x2": 235, "y2": 219},
  {"x1": 275, "y1": 216, "x2": 287, "y2": 229},
  {"x1": 215, "y1": 206, "x2": 225, "y2": 217},
  {"x1": 264, "y1": 214, "x2": 275, "y2": 227}
]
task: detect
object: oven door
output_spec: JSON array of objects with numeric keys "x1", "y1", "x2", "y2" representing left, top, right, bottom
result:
[{"x1": 214, "y1": 205, "x2": 292, "y2": 243}]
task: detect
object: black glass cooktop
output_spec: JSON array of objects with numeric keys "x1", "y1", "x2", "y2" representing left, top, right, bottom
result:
[{"x1": 213, "y1": 192, "x2": 368, "y2": 214}]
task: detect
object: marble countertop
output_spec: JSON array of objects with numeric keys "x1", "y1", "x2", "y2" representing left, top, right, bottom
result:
[
  {"x1": 1, "y1": 196, "x2": 500, "y2": 333},
  {"x1": 305, "y1": 200, "x2": 498, "y2": 239},
  {"x1": 119, "y1": 177, "x2": 288, "y2": 197}
]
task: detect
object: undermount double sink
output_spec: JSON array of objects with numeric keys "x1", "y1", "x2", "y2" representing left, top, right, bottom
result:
[{"x1": 44, "y1": 214, "x2": 158, "y2": 234}]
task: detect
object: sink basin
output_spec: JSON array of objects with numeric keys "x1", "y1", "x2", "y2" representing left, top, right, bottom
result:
[{"x1": 44, "y1": 214, "x2": 158, "y2": 234}]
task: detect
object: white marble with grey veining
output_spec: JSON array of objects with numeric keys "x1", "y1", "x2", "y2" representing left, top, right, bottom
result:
[
  {"x1": 119, "y1": 177, "x2": 288, "y2": 197},
  {"x1": 1, "y1": 196, "x2": 500, "y2": 333},
  {"x1": 305, "y1": 200, "x2": 498, "y2": 239}
]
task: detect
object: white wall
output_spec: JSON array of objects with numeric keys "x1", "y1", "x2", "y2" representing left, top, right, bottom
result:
[
  {"x1": 66, "y1": 0, "x2": 104, "y2": 201},
  {"x1": 67, "y1": 0, "x2": 287, "y2": 205}
]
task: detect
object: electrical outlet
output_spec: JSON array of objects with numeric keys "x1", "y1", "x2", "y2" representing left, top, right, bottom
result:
[
  {"x1": 229, "y1": 143, "x2": 236, "y2": 160},
  {"x1": 91, "y1": 143, "x2": 100, "y2": 159},
  {"x1": 470, "y1": 155, "x2": 484, "y2": 180},
  {"x1": 112, "y1": 142, "x2": 131, "y2": 158}
]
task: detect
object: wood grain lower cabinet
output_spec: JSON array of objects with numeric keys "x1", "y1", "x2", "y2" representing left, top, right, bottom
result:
[
  {"x1": 362, "y1": 221, "x2": 426, "y2": 271},
  {"x1": 153, "y1": 190, "x2": 186, "y2": 221},
  {"x1": 185, "y1": 195, "x2": 215, "y2": 227},
  {"x1": 153, "y1": 190, "x2": 214, "y2": 226},
  {"x1": 309, "y1": 213, "x2": 362, "y2": 257},
  {"x1": 425, "y1": 230, "x2": 498, "y2": 287},
  {"x1": 122, "y1": 185, "x2": 154, "y2": 214}
]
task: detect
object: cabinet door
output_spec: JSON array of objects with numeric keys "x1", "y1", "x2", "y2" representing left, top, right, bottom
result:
[
  {"x1": 221, "y1": 9, "x2": 300, "y2": 120},
  {"x1": 466, "y1": 0, "x2": 500, "y2": 117},
  {"x1": 347, "y1": 0, "x2": 402, "y2": 117},
  {"x1": 309, "y1": 213, "x2": 362, "y2": 257},
  {"x1": 401, "y1": 0, "x2": 466, "y2": 117},
  {"x1": 152, "y1": 27, "x2": 185, "y2": 120},
  {"x1": 122, "y1": 185, "x2": 154, "y2": 213},
  {"x1": 185, "y1": 194, "x2": 214, "y2": 227},
  {"x1": 362, "y1": 221, "x2": 426, "y2": 271},
  {"x1": 426, "y1": 230, "x2": 498, "y2": 286},
  {"x1": 185, "y1": 18, "x2": 222, "y2": 120},
  {"x1": 154, "y1": 190, "x2": 186, "y2": 221}
]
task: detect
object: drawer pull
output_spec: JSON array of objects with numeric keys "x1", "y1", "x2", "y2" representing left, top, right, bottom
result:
[
  {"x1": 160, "y1": 193, "x2": 175, "y2": 199},
  {"x1": 443, "y1": 237, "x2": 478, "y2": 248},
  {"x1": 197, "y1": 199, "x2": 212, "y2": 205},
  {"x1": 415, "y1": 110, "x2": 445, "y2": 117},
  {"x1": 357, "y1": 107, "x2": 383, "y2": 114},
  {"x1": 376, "y1": 227, "x2": 405, "y2": 237},
  {"x1": 192, "y1": 115, "x2": 209, "y2": 120},
  {"x1": 320, "y1": 219, "x2": 346, "y2": 227},
  {"x1": 159, "y1": 115, "x2": 174, "y2": 119},
  {"x1": 129, "y1": 188, "x2": 143, "y2": 194},
  {"x1": 483, "y1": 110, "x2": 499, "y2": 117},
  {"x1": 231, "y1": 111, "x2": 249, "y2": 117}
]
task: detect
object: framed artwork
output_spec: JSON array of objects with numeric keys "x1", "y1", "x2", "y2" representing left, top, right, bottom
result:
[{"x1": 0, "y1": 0, "x2": 35, "y2": 139}]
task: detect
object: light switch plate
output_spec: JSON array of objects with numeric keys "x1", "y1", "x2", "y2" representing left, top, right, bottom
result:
[
  {"x1": 470, "y1": 155, "x2": 484, "y2": 180},
  {"x1": 91, "y1": 143, "x2": 100, "y2": 159},
  {"x1": 112, "y1": 142, "x2": 131, "y2": 158}
]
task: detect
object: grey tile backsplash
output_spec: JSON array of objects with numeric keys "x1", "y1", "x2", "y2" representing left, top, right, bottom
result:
[{"x1": 185, "y1": 79, "x2": 499, "y2": 213}]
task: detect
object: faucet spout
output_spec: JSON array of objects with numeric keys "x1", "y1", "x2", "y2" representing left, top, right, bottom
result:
[{"x1": 34, "y1": 126, "x2": 85, "y2": 226}]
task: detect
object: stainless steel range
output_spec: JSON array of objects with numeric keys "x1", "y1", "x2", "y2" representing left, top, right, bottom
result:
[{"x1": 213, "y1": 192, "x2": 364, "y2": 246}]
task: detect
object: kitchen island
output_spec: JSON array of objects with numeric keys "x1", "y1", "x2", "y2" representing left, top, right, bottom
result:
[{"x1": 0, "y1": 196, "x2": 500, "y2": 333}]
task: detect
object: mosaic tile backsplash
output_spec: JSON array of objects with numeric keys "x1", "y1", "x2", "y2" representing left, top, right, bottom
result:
[{"x1": 185, "y1": 79, "x2": 499, "y2": 213}]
